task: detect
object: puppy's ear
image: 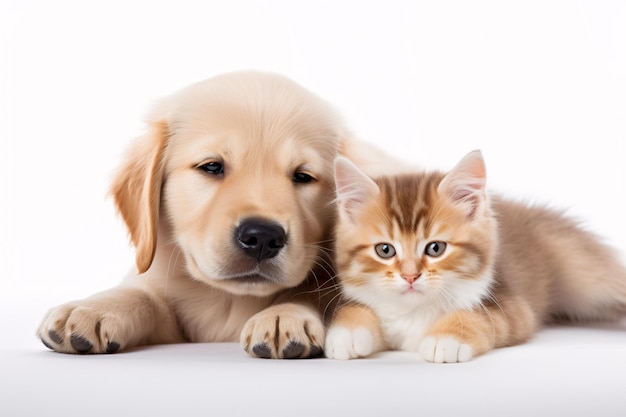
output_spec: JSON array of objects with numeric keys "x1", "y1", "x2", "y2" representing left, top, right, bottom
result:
[{"x1": 110, "y1": 120, "x2": 169, "y2": 274}]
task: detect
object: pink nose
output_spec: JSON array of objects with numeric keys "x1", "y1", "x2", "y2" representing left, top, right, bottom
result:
[{"x1": 401, "y1": 274, "x2": 421, "y2": 284}]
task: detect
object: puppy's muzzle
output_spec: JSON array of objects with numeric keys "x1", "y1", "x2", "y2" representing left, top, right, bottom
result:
[{"x1": 235, "y1": 218, "x2": 286, "y2": 262}]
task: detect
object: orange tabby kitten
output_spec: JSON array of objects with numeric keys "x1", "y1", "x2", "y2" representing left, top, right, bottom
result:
[{"x1": 325, "y1": 151, "x2": 626, "y2": 362}]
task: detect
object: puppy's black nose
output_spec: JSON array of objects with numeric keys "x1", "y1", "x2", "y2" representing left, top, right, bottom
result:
[{"x1": 235, "y1": 218, "x2": 286, "y2": 261}]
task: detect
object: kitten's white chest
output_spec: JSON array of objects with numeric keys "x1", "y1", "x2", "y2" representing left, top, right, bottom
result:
[{"x1": 375, "y1": 303, "x2": 442, "y2": 352}]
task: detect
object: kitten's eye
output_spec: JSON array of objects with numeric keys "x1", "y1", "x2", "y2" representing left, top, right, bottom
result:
[
  {"x1": 375, "y1": 243, "x2": 396, "y2": 259},
  {"x1": 198, "y1": 161, "x2": 224, "y2": 176},
  {"x1": 293, "y1": 171, "x2": 315, "y2": 184},
  {"x1": 425, "y1": 241, "x2": 447, "y2": 257}
]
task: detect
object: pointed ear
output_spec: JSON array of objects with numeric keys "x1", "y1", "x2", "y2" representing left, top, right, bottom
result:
[
  {"x1": 438, "y1": 150, "x2": 487, "y2": 219},
  {"x1": 334, "y1": 156, "x2": 380, "y2": 223},
  {"x1": 110, "y1": 120, "x2": 169, "y2": 274}
]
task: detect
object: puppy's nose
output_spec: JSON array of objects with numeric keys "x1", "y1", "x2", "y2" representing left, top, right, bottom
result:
[{"x1": 235, "y1": 218, "x2": 286, "y2": 261}]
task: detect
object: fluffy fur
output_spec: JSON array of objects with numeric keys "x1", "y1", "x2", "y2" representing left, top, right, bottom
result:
[
  {"x1": 325, "y1": 151, "x2": 626, "y2": 362},
  {"x1": 37, "y1": 71, "x2": 407, "y2": 358}
]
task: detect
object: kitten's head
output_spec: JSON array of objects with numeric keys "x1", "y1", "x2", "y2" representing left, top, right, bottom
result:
[{"x1": 333, "y1": 151, "x2": 497, "y2": 313}]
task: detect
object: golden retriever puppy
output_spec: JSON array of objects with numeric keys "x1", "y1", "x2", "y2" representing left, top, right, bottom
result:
[{"x1": 37, "y1": 71, "x2": 405, "y2": 358}]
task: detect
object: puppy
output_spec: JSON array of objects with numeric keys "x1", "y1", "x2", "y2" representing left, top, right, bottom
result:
[{"x1": 37, "y1": 71, "x2": 405, "y2": 358}]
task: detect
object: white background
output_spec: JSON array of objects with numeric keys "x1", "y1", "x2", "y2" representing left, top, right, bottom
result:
[
  {"x1": 2, "y1": 3, "x2": 626, "y2": 416},
  {"x1": 1, "y1": 0, "x2": 625, "y2": 318}
]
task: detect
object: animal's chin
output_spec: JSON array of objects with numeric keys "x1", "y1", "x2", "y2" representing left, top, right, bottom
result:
[
  {"x1": 196, "y1": 267, "x2": 295, "y2": 296},
  {"x1": 187, "y1": 253, "x2": 308, "y2": 296},
  {"x1": 220, "y1": 272, "x2": 278, "y2": 285},
  {"x1": 224, "y1": 274, "x2": 275, "y2": 284},
  {"x1": 194, "y1": 276, "x2": 274, "y2": 297}
]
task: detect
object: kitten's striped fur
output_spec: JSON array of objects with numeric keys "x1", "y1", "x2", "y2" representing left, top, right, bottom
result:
[{"x1": 325, "y1": 151, "x2": 626, "y2": 362}]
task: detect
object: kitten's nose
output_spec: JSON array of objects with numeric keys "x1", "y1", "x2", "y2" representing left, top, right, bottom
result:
[{"x1": 401, "y1": 274, "x2": 421, "y2": 284}]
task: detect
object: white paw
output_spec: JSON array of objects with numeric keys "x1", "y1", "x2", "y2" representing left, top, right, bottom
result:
[
  {"x1": 324, "y1": 326, "x2": 374, "y2": 360},
  {"x1": 419, "y1": 336, "x2": 474, "y2": 363}
]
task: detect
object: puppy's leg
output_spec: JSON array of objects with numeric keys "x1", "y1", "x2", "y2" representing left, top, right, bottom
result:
[
  {"x1": 37, "y1": 285, "x2": 182, "y2": 354},
  {"x1": 240, "y1": 302, "x2": 325, "y2": 359}
]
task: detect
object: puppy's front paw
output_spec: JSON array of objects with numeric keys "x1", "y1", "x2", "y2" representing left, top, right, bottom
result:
[
  {"x1": 419, "y1": 336, "x2": 474, "y2": 363},
  {"x1": 38, "y1": 301, "x2": 127, "y2": 354},
  {"x1": 324, "y1": 326, "x2": 374, "y2": 360},
  {"x1": 240, "y1": 303, "x2": 324, "y2": 359}
]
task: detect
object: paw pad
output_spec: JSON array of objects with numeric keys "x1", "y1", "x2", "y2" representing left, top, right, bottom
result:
[
  {"x1": 48, "y1": 330, "x2": 64, "y2": 345},
  {"x1": 282, "y1": 341, "x2": 305, "y2": 359},
  {"x1": 308, "y1": 345, "x2": 324, "y2": 358},
  {"x1": 252, "y1": 343, "x2": 273, "y2": 359},
  {"x1": 70, "y1": 334, "x2": 93, "y2": 354},
  {"x1": 105, "y1": 341, "x2": 120, "y2": 354}
]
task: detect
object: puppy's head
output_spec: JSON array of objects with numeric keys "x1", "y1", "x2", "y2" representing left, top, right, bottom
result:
[{"x1": 112, "y1": 71, "x2": 343, "y2": 296}]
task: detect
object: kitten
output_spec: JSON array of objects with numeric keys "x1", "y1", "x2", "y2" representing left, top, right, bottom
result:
[{"x1": 325, "y1": 151, "x2": 626, "y2": 362}]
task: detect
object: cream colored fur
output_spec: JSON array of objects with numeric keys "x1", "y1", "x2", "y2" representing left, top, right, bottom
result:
[{"x1": 37, "y1": 71, "x2": 410, "y2": 358}]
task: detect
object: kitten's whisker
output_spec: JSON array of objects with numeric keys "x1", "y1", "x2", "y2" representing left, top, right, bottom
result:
[{"x1": 323, "y1": 291, "x2": 347, "y2": 322}]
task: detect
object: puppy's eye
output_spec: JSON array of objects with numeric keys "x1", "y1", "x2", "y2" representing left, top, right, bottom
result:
[
  {"x1": 293, "y1": 171, "x2": 315, "y2": 184},
  {"x1": 198, "y1": 162, "x2": 224, "y2": 176}
]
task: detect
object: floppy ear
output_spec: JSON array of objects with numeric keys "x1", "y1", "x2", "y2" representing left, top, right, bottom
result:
[
  {"x1": 110, "y1": 120, "x2": 169, "y2": 274},
  {"x1": 438, "y1": 150, "x2": 487, "y2": 219},
  {"x1": 334, "y1": 156, "x2": 380, "y2": 224}
]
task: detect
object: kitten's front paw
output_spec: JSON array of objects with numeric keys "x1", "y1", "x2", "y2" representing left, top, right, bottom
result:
[
  {"x1": 419, "y1": 336, "x2": 474, "y2": 363},
  {"x1": 324, "y1": 326, "x2": 375, "y2": 360}
]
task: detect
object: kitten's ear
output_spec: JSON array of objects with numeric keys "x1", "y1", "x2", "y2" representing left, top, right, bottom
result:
[
  {"x1": 334, "y1": 157, "x2": 380, "y2": 223},
  {"x1": 438, "y1": 150, "x2": 487, "y2": 219}
]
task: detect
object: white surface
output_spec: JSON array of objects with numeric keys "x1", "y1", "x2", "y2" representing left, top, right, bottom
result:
[
  {"x1": 2, "y1": 297, "x2": 626, "y2": 416},
  {"x1": 4, "y1": 340, "x2": 626, "y2": 417},
  {"x1": 2, "y1": 1, "x2": 626, "y2": 416}
]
